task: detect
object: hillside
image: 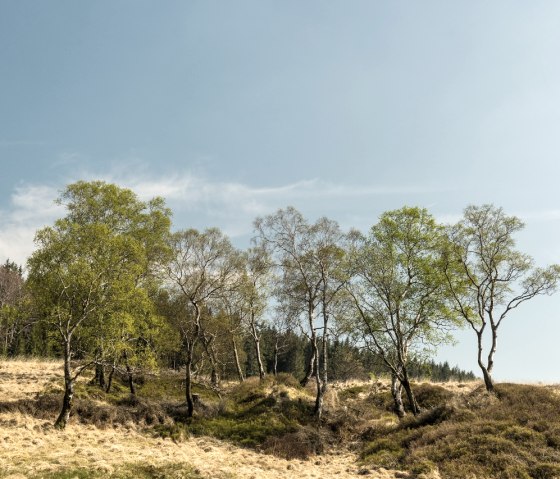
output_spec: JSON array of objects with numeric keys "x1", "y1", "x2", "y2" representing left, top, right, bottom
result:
[
  {"x1": 0, "y1": 359, "x2": 399, "y2": 479},
  {"x1": 2, "y1": 360, "x2": 560, "y2": 479}
]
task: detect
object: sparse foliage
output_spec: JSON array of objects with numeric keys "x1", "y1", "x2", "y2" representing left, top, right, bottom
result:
[
  {"x1": 443, "y1": 204, "x2": 560, "y2": 392},
  {"x1": 166, "y1": 227, "x2": 241, "y2": 417}
]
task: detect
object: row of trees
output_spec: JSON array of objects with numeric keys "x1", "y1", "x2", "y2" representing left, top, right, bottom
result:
[{"x1": 1, "y1": 181, "x2": 558, "y2": 428}]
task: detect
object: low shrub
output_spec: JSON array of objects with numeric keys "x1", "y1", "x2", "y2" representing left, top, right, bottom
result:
[
  {"x1": 262, "y1": 426, "x2": 326, "y2": 459},
  {"x1": 30, "y1": 462, "x2": 203, "y2": 479},
  {"x1": 360, "y1": 383, "x2": 560, "y2": 479}
]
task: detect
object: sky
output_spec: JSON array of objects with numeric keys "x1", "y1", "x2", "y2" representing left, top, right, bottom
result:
[{"x1": 1, "y1": 1, "x2": 560, "y2": 381}]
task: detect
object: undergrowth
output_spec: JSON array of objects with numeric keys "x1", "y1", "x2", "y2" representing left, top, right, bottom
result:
[
  {"x1": 6, "y1": 364, "x2": 560, "y2": 477},
  {"x1": 361, "y1": 383, "x2": 560, "y2": 478},
  {"x1": 27, "y1": 462, "x2": 204, "y2": 479}
]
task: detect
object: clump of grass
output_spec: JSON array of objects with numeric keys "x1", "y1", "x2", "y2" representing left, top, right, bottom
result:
[
  {"x1": 188, "y1": 413, "x2": 298, "y2": 448},
  {"x1": 412, "y1": 383, "x2": 453, "y2": 410},
  {"x1": 29, "y1": 462, "x2": 203, "y2": 479},
  {"x1": 338, "y1": 384, "x2": 369, "y2": 400},
  {"x1": 262, "y1": 425, "x2": 327, "y2": 459}
]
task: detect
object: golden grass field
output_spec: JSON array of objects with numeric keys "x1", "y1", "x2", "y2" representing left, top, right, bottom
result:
[{"x1": 0, "y1": 359, "x2": 408, "y2": 479}]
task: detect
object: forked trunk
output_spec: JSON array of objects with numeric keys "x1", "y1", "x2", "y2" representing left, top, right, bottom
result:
[
  {"x1": 477, "y1": 331, "x2": 495, "y2": 393},
  {"x1": 481, "y1": 366, "x2": 495, "y2": 393},
  {"x1": 401, "y1": 375, "x2": 421, "y2": 415},
  {"x1": 301, "y1": 332, "x2": 316, "y2": 387}
]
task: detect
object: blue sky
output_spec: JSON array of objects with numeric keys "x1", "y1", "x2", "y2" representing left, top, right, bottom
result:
[{"x1": 1, "y1": 1, "x2": 560, "y2": 381}]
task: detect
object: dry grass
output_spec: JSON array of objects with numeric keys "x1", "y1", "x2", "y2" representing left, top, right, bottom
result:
[{"x1": 0, "y1": 360, "x2": 404, "y2": 479}]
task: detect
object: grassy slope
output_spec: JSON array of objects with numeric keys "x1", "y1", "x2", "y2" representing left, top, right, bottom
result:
[
  {"x1": 2, "y1": 359, "x2": 560, "y2": 478},
  {"x1": 360, "y1": 383, "x2": 560, "y2": 479}
]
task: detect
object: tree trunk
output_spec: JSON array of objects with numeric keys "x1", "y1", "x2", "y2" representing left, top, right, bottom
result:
[
  {"x1": 401, "y1": 375, "x2": 421, "y2": 415},
  {"x1": 202, "y1": 332, "x2": 220, "y2": 388},
  {"x1": 391, "y1": 373, "x2": 406, "y2": 418},
  {"x1": 273, "y1": 338, "x2": 279, "y2": 376},
  {"x1": 481, "y1": 366, "x2": 494, "y2": 393},
  {"x1": 300, "y1": 339, "x2": 316, "y2": 387},
  {"x1": 251, "y1": 321, "x2": 266, "y2": 380},
  {"x1": 105, "y1": 364, "x2": 115, "y2": 393},
  {"x1": 232, "y1": 338, "x2": 245, "y2": 383},
  {"x1": 210, "y1": 367, "x2": 219, "y2": 387},
  {"x1": 185, "y1": 352, "x2": 194, "y2": 418},
  {"x1": 313, "y1": 336, "x2": 324, "y2": 418},
  {"x1": 477, "y1": 330, "x2": 495, "y2": 392},
  {"x1": 314, "y1": 320, "x2": 329, "y2": 419},
  {"x1": 91, "y1": 362, "x2": 106, "y2": 389},
  {"x1": 123, "y1": 351, "x2": 136, "y2": 397},
  {"x1": 55, "y1": 342, "x2": 74, "y2": 429}
]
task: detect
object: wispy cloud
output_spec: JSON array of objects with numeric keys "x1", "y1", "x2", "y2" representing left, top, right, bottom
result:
[
  {"x1": 0, "y1": 184, "x2": 64, "y2": 267},
  {"x1": 0, "y1": 168, "x2": 500, "y2": 265}
]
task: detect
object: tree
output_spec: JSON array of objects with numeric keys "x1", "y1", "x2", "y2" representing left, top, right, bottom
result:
[
  {"x1": 0, "y1": 260, "x2": 27, "y2": 356},
  {"x1": 254, "y1": 207, "x2": 348, "y2": 419},
  {"x1": 444, "y1": 204, "x2": 560, "y2": 392},
  {"x1": 238, "y1": 246, "x2": 271, "y2": 380},
  {"x1": 166, "y1": 228, "x2": 241, "y2": 418},
  {"x1": 348, "y1": 207, "x2": 456, "y2": 416},
  {"x1": 27, "y1": 181, "x2": 171, "y2": 429}
]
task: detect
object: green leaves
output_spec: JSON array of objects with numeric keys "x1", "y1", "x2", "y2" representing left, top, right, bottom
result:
[
  {"x1": 27, "y1": 180, "x2": 171, "y2": 373},
  {"x1": 349, "y1": 207, "x2": 457, "y2": 378}
]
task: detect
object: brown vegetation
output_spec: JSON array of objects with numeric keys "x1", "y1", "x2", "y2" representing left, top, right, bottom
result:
[
  {"x1": 0, "y1": 359, "x2": 400, "y2": 479},
  {"x1": 3, "y1": 359, "x2": 560, "y2": 479}
]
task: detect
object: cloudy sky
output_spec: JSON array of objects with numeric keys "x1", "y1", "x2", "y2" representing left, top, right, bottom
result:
[{"x1": 1, "y1": 1, "x2": 560, "y2": 381}]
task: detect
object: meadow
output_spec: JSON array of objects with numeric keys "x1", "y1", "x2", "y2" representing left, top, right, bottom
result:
[{"x1": 2, "y1": 359, "x2": 560, "y2": 478}]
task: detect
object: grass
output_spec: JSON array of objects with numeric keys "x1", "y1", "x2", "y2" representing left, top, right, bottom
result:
[
  {"x1": 26, "y1": 463, "x2": 204, "y2": 479},
  {"x1": 360, "y1": 383, "x2": 560, "y2": 478},
  {"x1": 0, "y1": 360, "x2": 360, "y2": 479},
  {"x1": 154, "y1": 374, "x2": 319, "y2": 458},
  {"x1": 5, "y1": 359, "x2": 560, "y2": 478}
]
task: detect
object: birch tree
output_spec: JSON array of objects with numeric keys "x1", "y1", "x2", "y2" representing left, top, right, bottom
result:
[
  {"x1": 27, "y1": 181, "x2": 171, "y2": 429},
  {"x1": 166, "y1": 228, "x2": 241, "y2": 418},
  {"x1": 254, "y1": 207, "x2": 348, "y2": 419},
  {"x1": 444, "y1": 204, "x2": 560, "y2": 392},
  {"x1": 349, "y1": 207, "x2": 455, "y2": 416}
]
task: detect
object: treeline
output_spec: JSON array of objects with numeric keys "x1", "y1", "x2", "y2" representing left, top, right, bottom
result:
[
  {"x1": 0, "y1": 300, "x2": 474, "y2": 385},
  {"x1": 0, "y1": 181, "x2": 556, "y2": 428}
]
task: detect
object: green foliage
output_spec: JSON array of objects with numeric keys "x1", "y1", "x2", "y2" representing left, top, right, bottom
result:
[
  {"x1": 26, "y1": 181, "x2": 172, "y2": 426},
  {"x1": 181, "y1": 374, "x2": 308, "y2": 449},
  {"x1": 348, "y1": 206, "x2": 459, "y2": 414}
]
